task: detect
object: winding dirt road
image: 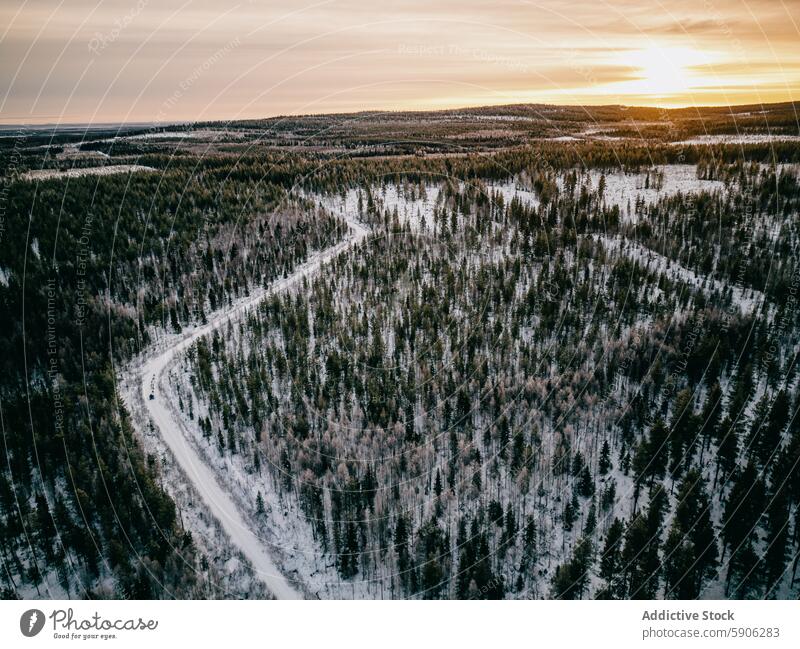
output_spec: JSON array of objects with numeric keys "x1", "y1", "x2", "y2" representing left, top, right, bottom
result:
[{"x1": 131, "y1": 212, "x2": 367, "y2": 599}]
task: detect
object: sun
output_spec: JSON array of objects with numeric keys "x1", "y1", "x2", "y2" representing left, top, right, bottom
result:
[{"x1": 628, "y1": 45, "x2": 706, "y2": 98}]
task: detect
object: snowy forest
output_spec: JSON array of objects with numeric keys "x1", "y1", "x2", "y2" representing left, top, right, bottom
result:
[
  {"x1": 173, "y1": 157, "x2": 800, "y2": 599},
  {"x1": 2, "y1": 102, "x2": 800, "y2": 599}
]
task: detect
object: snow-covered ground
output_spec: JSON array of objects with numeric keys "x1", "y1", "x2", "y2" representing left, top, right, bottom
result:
[
  {"x1": 487, "y1": 165, "x2": 726, "y2": 223},
  {"x1": 316, "y1": 165, "x2": 727, "y2": 233},
  {"x1": 56, "y1": 142, "x2": 110, "y2": 160},
  {"x1": 22, "y1": 164, "x2": 156, "y2": 181},
  {"x1": 583, "y1": 165, "x2": 726, "y2": 221},
  {"x1": 318, "y1": 183, "x2": 444, "y2": 234},
  {"x1": 120, "y1": 210, "x2": 368, "y2": 600},
  {"x1": 487, "y1": 179, "x2": 542, "y2": 211},
  {"x1": 111, "y1": 129, "x2": 244, "y2": 141},
  {"x1": 592, "y1": 234, "x2": 764, "y2": 313},
  {"x1": 123, "y1": 130, "x2": 203, "y2": 140},
  {"x1": 673, "y1": 134, "x2": 800, "y2": 146},
  {"x1": 375, "y1": 183, "x2": 443, "y2": 231}
]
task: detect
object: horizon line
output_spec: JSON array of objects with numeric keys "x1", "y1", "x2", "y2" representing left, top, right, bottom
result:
[{"x1": 1, "y1": 98, "x2": 798, "y2": 130}]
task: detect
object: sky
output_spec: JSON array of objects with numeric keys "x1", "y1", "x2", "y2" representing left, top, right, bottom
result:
[{"x1": 0, "y1": 0, "x2": 798, "y2": 124}]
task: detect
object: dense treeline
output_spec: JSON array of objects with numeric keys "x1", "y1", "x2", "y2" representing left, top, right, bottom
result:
[{"x1": 0, "y1": 166, "x2": 344, "y2": 597}]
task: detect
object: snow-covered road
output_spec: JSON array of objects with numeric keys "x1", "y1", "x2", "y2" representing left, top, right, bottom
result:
[{"x1": 130, "y1": 212, "x2": 368, "y2": 600}]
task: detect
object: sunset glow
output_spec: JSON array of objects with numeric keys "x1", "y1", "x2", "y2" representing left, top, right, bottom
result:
[
  {"x1": 0, "y1": 0, "x2": 798, "y2": 123},
  {"x1": 630, "y1": 46, "x2": 700, "y2": 97}
]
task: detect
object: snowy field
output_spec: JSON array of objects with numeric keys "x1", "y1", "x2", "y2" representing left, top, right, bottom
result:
[
  {"x1": 488, "y1": 165, "x2": 726, "y2": 223},
  {"x1": 487, "y1": 179, "x2": 542, "y2": 211},
  {"x1": 118, "y1": 128, "x2": 245, "y2": 141},
  {"x1": 22, "y1": 164, "x2": 156, "y2": 181},
  {"x1": 674, "y1": 134, "x2": 800, "y2": 146},
  {"x1": 584, "y1": 166, "x2": 725, "y2": 219},
  {"x1": 322, "y1": 164, "x2": 726, "y2": 230},
  {"x1": 319, "y1": 183, "x2": 444, "y2": 233}
]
